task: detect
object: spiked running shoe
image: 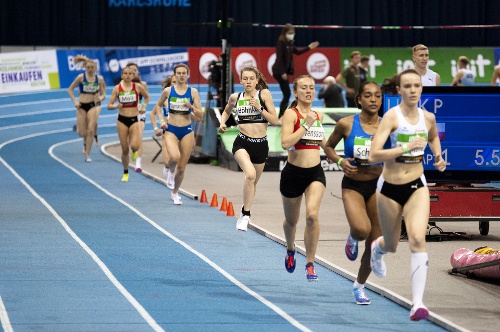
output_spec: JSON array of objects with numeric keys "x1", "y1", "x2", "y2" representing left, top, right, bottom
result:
[
  {"x1": 132, "y1": 150, "x2": 138, "y2": 161},
  {"x1": 370, "y1": 240, "x2": 387, "y2": 277},
  {"x1": 410, "y1": 305, "x2": 429, "y2": 321},
  {"x1": 121, "y1": 173, "x2": 129, "y2": 182},
  {"x1": 353, "y1": 287, "x2": 371, "y2": 305},
  {"x1": 345, "y1": 233, "x2": 358, "y2": 261},
  {"x1": 236, "y1": 215, "x2": 250, "y2": 232},
  {"x1": 285, "y1": 251, "x2": 296, "y2": 273},
  {"x1": 171, "y1": 192, "x2": 182, "y2": 205},
  {"x1": 305, "y1": 264, "x2": 318, "y2": 281}
]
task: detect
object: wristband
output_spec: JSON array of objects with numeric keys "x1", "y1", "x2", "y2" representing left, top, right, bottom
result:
[
  {"x1": 160, "y1": 119, "x2": 165, "y2": 123},
  {"x1": 302, "y1": 123, "x2": 310, "y2": 131},
  {"x1": 402, "y1": 144, "x2": 408, "y2": 154},
  {"x1": 153, "y1": 127, "x2": 158, "y2": 131},
  {"x1": 260, "y1": 106, "x2": 265, "y2": 113},
  {"x1": 337, "y1": 157, "x2": 344, "y2": 166}
]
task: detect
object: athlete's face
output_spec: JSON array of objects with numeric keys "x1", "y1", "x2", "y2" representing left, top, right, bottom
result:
[
  {"x1": 240, "y1": 71, "x2": 257, "y2": 91},
  {"x1": 121, "y1": 68, "x2": 134, "y2": 82},
  {"x1": 413, "y1": 49, "x2": 429, "y2": 68},
  {"x1": 85, "y1": 61, "x2": 96, "y2": 74},
  {"x1": 358, "y1": 83, "x2": 382, "y2": 115},
  {"x1": 175, "y1": 67, "x2": 188, "y2": 83},
  {"x1": 294, "y1": 77, "x2": 316, "y2": 104},
  {"x1": 397, "y1": 73, "x2": 422, "y2": 106},
  {"x1": 128, "y1": 65, "x2": 139, "y2": 77}
]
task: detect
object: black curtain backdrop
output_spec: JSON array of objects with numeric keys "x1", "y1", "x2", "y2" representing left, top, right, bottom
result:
[{"x1": 2, "y1": 0, "x2": 499, "y2": 48}]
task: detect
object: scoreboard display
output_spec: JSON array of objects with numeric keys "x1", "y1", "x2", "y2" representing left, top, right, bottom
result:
[{"x1": 383, "y1": 87, "x2": 500, "y2": 183}]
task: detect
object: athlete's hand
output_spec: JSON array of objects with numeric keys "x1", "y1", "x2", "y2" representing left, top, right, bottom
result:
[
  {"x1": 433, "y1": 154, "x2": 446, "y2": 172},
  {"x1": 408, "y1": 136, "x2": 427, "y2": 151},
  {"x1": 219, "y1": 124, "x2": 227, "y2": 133},
  {"x1": 339, "y1": 158, "x2": 358, "y2": 176}
]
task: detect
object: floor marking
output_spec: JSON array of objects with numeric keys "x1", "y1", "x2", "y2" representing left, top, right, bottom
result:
[{"x1": 0, "y1": 295, "x2": 13, "y2": 332}]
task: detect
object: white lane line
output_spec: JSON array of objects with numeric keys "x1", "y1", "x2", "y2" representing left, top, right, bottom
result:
[
  {"x1": 0, "y1": 114, "x2": 117, "y2": 131},
  {"x1": 0, "y1": 108, "x2": 73, "y2": 119},
  {"x1": 0, "y1": 131, "x2": 164, "y2": 332},
  {"x1": 0, "y1": 295, "x2": 13, "y2": 332},
  {"x1": 51, "y1": 137, "x2": 312, "y2": 332}
]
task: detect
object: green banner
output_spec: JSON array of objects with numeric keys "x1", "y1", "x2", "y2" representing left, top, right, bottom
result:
[{"x1": 340, "y1": 48, "x2": 495, "y2": 85}]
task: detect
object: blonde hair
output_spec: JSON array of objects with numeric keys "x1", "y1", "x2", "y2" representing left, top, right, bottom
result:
[
  {"x1": 412, "y1": 44, "x2": 428, "y2": 54},
  {"x1": 350, "y1": 51, "x2": 361, "y2": 58},
  {"x1": 73, "y1": 54, "x2": 93, "y2": 65},
  {"x1": 458, "y1": 56, "x2": 469, "y2": 66}
]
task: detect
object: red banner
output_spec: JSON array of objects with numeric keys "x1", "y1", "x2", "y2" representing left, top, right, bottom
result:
[{"x1": 188, "y1": 47, "x2": 341, "y2": 85}]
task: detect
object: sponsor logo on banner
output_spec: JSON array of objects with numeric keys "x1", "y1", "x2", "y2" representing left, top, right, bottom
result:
[
  {"x1": 235, "y1": 53, "x2": 257, "y2": 77},
  {"x1": 199, "y1": 53, "x2": 218, "y2": 80},
  {"x1": 306, "y1": 53, "x2": 330, "y2": 80},
  {"x1": 0, "y1": 50, "x2": 59, "y2": 94}
]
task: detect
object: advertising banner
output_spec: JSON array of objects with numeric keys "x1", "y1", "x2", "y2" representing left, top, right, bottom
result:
[
  {"x1": 0, "y1": 50, "x2": 59, "y2": 94},
  {"x1": 189, "y1": 47, "x2": 341, "y2": 85},
  {"x1": 341, "y1": 48, "x2": 496, "y2": 85},
  {"x1": 57, "y1": 48, "x2": 188, "y2": 88}
]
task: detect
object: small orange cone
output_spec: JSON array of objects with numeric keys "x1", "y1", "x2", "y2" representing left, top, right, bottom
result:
[
  {"x1": 210, "y1": 193, "x2": 218, "y2": 207},
  {"x1": 200, "y1": 190, "x2": 208, "y2": 203},
  {"x1": 226, "y1": 202, "x2": 235, "y2": 216},
  {"x1": 220, "y1": 197, "x2": 227, "y2": 211}
]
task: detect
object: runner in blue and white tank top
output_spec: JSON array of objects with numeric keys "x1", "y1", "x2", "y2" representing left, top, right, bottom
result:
[{"x1": 325, "y1": 81, "x2": 389, "y2": 305}]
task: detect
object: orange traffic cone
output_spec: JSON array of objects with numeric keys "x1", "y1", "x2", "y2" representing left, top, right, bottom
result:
[
  {"x1": 220, "y1": 197, "x2": 227, "y2": 211},
  {"x1": 210, "y1": 193, "x2": 218, "y2": 207},
  {"x1": 200, "y1": 189, "x2": 208, "y2": 203},
  {"x1": 226, "y1": 202, "x2": 235, "y2": 216}
]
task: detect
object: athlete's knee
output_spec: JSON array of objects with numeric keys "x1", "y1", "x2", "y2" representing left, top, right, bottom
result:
[{"x1": 305, "y1": 211, "x2": 319, "y2": 227}]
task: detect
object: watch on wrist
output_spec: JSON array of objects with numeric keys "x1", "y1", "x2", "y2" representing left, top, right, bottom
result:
[{"x1": 302, "y1": 123, "x2": 310, "y2": 131}]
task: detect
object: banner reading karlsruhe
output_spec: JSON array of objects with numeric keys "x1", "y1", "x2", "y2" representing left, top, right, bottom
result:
[
  {"x1": 0, "y1": 50, "x2": 60, "y2": 94},
  {"x1": 57, "y1": 48, "x2": 188, "y2": 88}
]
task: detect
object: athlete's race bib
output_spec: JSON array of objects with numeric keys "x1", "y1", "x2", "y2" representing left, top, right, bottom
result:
[{"x1": 396, "y1": 133, "x2": 428, "y2": 163}]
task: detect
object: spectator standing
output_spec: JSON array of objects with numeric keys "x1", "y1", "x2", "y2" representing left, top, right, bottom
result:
[
  {"x1": 412, "y1": 44, "x2": 441, "y2": 86},
  {"x1": 451, "y1": 56, "x2": 475, "y2": 86},
  {"x1": 272, "y1": 23, "x2": 319, "y2": 118},
  {"x1": 336, "y1": 51, "x2": 361, "y2": 108}
]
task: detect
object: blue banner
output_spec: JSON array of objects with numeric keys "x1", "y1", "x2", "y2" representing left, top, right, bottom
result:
[{"x1": 57, "y1": 48, "x2": 188, "y2": 88}]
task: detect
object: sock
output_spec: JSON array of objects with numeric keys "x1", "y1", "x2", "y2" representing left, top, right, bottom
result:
[
  {"x1": 306, "y1": 262, "x2": 314, "y2": 267},
  {"x1": 241, "y1": 206, "x2": 251, "y2": 216},
  {"x1": 136, "y1": 156, "x2": 142, "y2": 166},
  {"x1": 353, "y1": 280, "x2": 364, "y2": 289},
  {"x1": 287, "y1": 249, "x2": 295, "y2": 255},
  {"x1": 124, "y1": 169, "x2": 129, "y2": 174},
  {"x1": 374, "y1": 236, "x2": 386, "y2": 257},
  {"x1": 411, "y1": 252, "x2": 428, "y2": 307}
]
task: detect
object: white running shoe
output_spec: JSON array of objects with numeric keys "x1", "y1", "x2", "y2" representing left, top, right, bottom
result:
[
  {"x1": 236, "y1": 215, "x2": 250, "y2": 232},
  {"x1": 85, "y1": 156, "x2": 92, "y2": 163},
  {"x1": 171, "y1": 192, "x2": 182, "y2": 205},
  {"x1": 166, "y1": 170, "x2": 175, "y2": 189}
]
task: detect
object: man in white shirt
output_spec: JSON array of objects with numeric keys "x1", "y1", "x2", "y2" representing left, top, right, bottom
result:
[{"x1": 412, "y1": 44, "x2": 441, "y2": 86}]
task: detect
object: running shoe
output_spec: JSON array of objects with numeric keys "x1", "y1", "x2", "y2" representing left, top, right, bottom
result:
[
  {"x1": 121, "y1": 173, "x2": 129, "y2": 182},
  {"x1": 410, "y1": 305, "x2": 429, "y2": 321},
  {"x1": 85, "y1": 156, "x2": 92, "y2": 163},
  {"x1": 135, "y1": 166, "x2": 142, "y2": 173},
  {"x1": 345, "y1": 233, "x2": 358, "y2": 261},
  {"x1": 236, "y1": 215, "x2": 250, "y2": 232},
  {"x1": 370, "y1": 240, "x2": 387, "y2": 277},
  {"x1": 166, "y1": 170, "x2": 175, "y2": 189},
  {"x1": 305, "y1": 264, "x2": 319, "y2": 281},
  {"x1": 132, "y1": 150, "x2": 138, "y2": 161},
  {"x1": 163, "y1": 167, "x2": 169, "y2": 179},
  {"x1": 171, "y1": 192, "x2": 182, "y2": 205},
  {"x1": 353, "y1": 287, "x2": 371, "y2": 305},
  {"x1": 285, "y1": 251, "x2": 296, "y2": 273}
]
